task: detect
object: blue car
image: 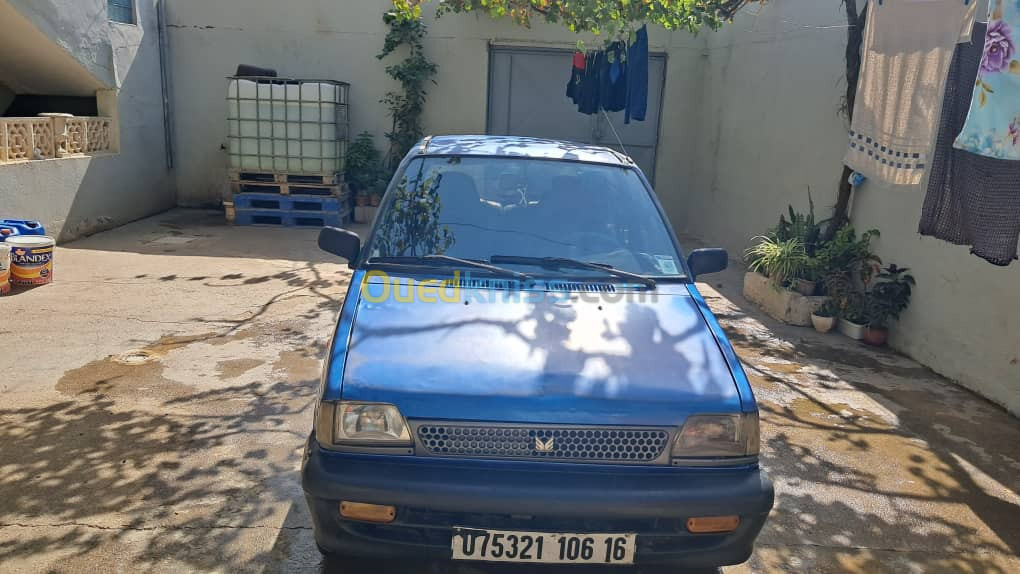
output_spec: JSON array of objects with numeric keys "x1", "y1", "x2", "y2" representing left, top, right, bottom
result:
[{"x1": 303, "y1": 135, "x2": 773, "y2": 568}]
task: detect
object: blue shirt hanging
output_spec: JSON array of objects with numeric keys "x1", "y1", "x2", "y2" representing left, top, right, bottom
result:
[{"x1": 625, "y1": 25, "x2": 648, "y2": 124}]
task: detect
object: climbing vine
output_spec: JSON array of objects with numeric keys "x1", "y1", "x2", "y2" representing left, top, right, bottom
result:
[
  {"x1": 390, "y1": 0, "x2": 753, "y2": 36},
  {"x1": 378, "y1": 11, "x2": 438, "y2": 170}
]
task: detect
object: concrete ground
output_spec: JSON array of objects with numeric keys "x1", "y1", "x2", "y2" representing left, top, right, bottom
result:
[{"x1": 0, "y1": 209, "x2": 1017, "y2": 573}]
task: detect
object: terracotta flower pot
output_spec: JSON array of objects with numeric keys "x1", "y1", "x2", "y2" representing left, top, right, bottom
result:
[
  {"x1": 794, "y1": 279, "x2": 817, "y2": 296},
  {"x1": 863, "y1": 327, "x2": 888, "y2": 347},
  {"x1": 370, "y1": 194, "x2": 381, "y2": 207},
  {"x1": 356, "y1": 195, "x2": 369, "y2": 207},
  {"x1": 811, "y1": 314, "x2": 835, "y2": 333}
]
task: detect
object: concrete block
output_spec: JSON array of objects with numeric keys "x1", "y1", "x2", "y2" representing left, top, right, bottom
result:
[{"x1": 742, "y1": 271, "x2": 826, "y2": 327}]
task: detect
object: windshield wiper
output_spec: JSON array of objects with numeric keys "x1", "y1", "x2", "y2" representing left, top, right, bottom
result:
[
  {"x1": 368, "y1": 255, "x2": 532, "y2": 280},
  {"x1": 489, "y1": 255, "x2": 656, "y2": 288}
]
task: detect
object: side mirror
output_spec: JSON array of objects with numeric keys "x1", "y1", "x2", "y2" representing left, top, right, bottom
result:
[
  {"x1": 687, "y1": 248, "x2": 728, "y2": 280},
  {"x1": 318, "y1": 227, "x2": 361, "y2": 267}
]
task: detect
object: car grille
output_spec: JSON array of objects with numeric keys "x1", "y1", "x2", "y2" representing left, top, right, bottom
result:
[{"x1": 414, "y1": 423, "x2": 671, "y2": 464}]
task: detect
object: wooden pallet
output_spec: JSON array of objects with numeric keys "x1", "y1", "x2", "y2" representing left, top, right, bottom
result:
[
  {"x1": 229, "y1": 180, "x2": 345, "y2": 197},
  {"x1": 229, "y1": 170, "x2": 342, "y2": 186}
]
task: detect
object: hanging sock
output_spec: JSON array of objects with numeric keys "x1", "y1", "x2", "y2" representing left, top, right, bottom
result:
[
  {"x1": 624, "y1": 25, "x2": 648, "y2": 124},
  {"x1": 953, "y1": 0, "x2": 1020, "y2": 161},
  {"x1": 920, "y1": 22, "x2": 1020, "y2": 266},
  {"x1": 844, "y1": 0, "x2": 978, "y2": 185}
]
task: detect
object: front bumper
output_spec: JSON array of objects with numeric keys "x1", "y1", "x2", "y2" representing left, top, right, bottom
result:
[{"x1": 302, "y1": 436, "x2": 774, "y2": 567}]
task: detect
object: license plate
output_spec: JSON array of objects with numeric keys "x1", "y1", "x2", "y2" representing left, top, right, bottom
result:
[{"x1": 451, "y1": 527, "x2": 636, "y2": 565}]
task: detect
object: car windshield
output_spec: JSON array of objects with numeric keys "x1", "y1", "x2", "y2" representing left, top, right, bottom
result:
[{"x1": 365, "y1": 156, "x2": 685, "y2": 277}]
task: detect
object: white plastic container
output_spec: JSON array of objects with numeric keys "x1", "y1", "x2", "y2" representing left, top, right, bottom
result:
[{"x1": 227, "y1": 78, "x2": 349, "y2": 174}]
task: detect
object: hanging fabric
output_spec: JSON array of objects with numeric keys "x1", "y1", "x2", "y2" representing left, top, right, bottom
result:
[
  {"x1": 844, "y1": 0, "x2": 978, "y2": 185},
  {"x1": 565, "y1": 50, "x2": 586, "y2": 106},
  {"x1": 600, "y1": 41, "x2": 628, "y2": 113},
  {"x1": 953, "y1": 0, "x2": 1020, "y2": 161},
  {"x1": 920, "y1": 22, "x2": 1020, "y2": 266},
  {"x1": 578, "y1": 51, "x2": 604, "y2": 115},
  {"x1": 625, "y1": 25, "x2": 648, "y2": 124}
]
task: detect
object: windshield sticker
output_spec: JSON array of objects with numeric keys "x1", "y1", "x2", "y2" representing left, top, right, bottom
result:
[{"x1": 654, "y1": 255, "x2": 679, "y2": 275}]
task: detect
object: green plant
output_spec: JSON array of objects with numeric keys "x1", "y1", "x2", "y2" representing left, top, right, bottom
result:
[
  {"x1": 379, "y1": 11, "x2": 438, "y2": 171},
  {"x1": 842, "y1": 292, "x2": 869, "y2": 324},
  {"x1": 772, "y1": 192, "x2": 828, "y2": 257},
  {"x1": 817, "y1": 225, "x2": 881, "y2": 320},
  {"x1": 346, "y1": 132, "x2": 383, "y2": 192},
  {"x1": 745, "y1": 236, "x2": 808, "y2": 288},
  {"x1": 800, "y1": 257, "x2": 823, "y2": 282},
  {"x1": 817, "y1": 225, "x2": 881, "y2": 287},
  {"x1": 391, "y1": 0, "x2": 752, "y2": 36},
  {"x1": 813, "y1": 299, "x2": 837, "y2": 318},
  {"x1": 864, "y1": 264, "x2": 916, "y2": 329}
]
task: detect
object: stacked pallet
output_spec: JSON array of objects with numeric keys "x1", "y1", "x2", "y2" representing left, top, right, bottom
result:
[
  {"x1": 226, "y1": 170, "x2": 351, "y2": 227},
  {"x1": 224, "y1": 76, "x2": 351, "y2": 228}
]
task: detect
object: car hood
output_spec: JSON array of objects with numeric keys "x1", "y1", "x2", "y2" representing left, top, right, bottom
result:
[{"x1": 341, "y1": 285, "x2": 742, "y2": 426}]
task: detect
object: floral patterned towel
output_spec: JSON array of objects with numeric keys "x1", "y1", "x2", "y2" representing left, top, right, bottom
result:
[
  {"x1": 845, "y1": 0, "x2": 977, "y2": 185},
  {"x1": 954, "y1": 0, "x2": 1020, "y2": 161}
]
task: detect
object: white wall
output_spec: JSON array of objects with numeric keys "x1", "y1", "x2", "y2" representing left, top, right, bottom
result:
[
  {"x1": 165, "y1": 0, "x2": 704, "y2": 209},
  {"x1": 686, "y1": 0, "x2": 1019, "y2": 415},
  {"x1": 2, "y1": 0, "x2": 117, "y2": 92},
  {"x1": 0, "y1": 0, "x2": 175, "y2": 241}
]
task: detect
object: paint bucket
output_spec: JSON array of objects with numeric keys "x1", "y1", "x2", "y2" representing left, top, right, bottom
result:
[
  {"x1": 7, "y1": 235, "x2": 55, "y2": 286},
  {"x1": 0, "y1": 244, "x2": 10, "y2": 295}
]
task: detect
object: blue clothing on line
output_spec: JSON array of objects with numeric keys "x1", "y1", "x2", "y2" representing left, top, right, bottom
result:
[{"x1": 625, "y1": 25, "x2": 648, "y2": 124}]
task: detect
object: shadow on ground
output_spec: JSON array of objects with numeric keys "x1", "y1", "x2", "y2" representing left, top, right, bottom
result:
[
  {"x1": 58, "y1": 209, "x2": 367, "y2": 264},
  {"x1": 700, "y1": 286, "x2": 1020, "y2": 572}
]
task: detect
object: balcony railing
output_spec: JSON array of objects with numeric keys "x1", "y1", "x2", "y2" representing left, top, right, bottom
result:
[{"x1": 0, "y1": 115, "x2": 115, "y2": 164}]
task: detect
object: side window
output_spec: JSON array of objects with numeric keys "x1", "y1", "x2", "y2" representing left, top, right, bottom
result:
[{"x1": 108, "y1": 0, "x2": 135, "y2": 24}]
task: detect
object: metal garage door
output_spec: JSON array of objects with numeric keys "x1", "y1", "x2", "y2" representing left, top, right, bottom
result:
[{"x1": 487, "y1": 46, "x2": 666, "y2": 182}]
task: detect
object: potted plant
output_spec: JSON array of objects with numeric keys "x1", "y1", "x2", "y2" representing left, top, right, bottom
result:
[
  {"x1": 810, "y1": 300, "x2": 837, "y2": 333},
  {"x1": 794, "y1": 258, "x2": 821, "y2": 296},
  {"x1": 745, "y1": 236, "x2": 808, "y2": 290},
  {"x1": 862, "y1": 264, "x2": 915, "y2": 346},
  {"x1": 816, "y1": 225, "x2": 881, "y2": 292},
  {"x1": 346, "y1": 131, "x2": 382, "y2": 196},
  {"x1": 356, "y1": 190, "x2": 370, "y2": 207},
  {"x1": 369, "y1": 180, "x2": 385, "y2": 207},
  {"x1": 837, "y1": 294, "x2": 869, "y2": 340}
]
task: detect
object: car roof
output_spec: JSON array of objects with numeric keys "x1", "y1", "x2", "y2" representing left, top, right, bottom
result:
[{"x1": 416, "y1": 135, "x2": 634, "y2": 166}]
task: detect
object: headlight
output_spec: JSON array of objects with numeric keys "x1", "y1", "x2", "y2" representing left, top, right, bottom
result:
[
  {"x1": 315, "y1": 401, "x2": 412, "y2": 447},
  {"x1": 671, "y1": 413, "x2": 759, "y2": 459}
]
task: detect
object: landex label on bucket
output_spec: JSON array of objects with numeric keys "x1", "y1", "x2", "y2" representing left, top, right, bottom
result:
[{"x1": 7, "y1": 235, "x2": 54, "y2": 286}]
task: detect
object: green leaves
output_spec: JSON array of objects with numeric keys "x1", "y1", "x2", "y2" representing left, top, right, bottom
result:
[
  {"x1": 745, "y1": 236, "x2": 809, "y2": 288},
  {"x1": 389, "y1": 1, "x2": 750, "y2": 36},
  {"x1": 379, "y1": 11, "x2": 438, "y2": 169}
]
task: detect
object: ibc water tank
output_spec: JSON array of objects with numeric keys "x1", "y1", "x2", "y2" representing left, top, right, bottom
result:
[{"x1": 227, "y1": 77, "x2": 349, "y2": 174}]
